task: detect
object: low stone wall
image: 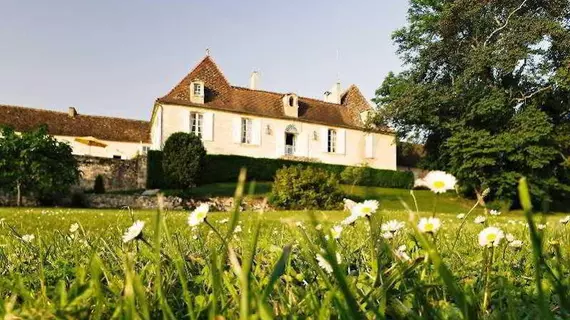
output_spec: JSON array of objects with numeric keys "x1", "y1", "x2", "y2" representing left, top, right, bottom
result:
[
  {"x1": 77, "y1": 155, "x2": 147, "y2": 191},
  {"x1": 84, "y1": 194, "x2": 270, "y2": 211}
]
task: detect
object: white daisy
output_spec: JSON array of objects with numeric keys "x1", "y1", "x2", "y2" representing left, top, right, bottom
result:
[
  {"x1": 21, "y1": 234, "x2": 35, "y2": 243},
  {"x1": 417, "y1": 217, "x2": 441, "y2": 234},
  {"x1": 316, "y1": 252, "x2": 342, "y2": 274},
  {"x1": 69, "y1": 223, "x2": 79, "y2": 233},
  {"x1": 560, "y1": 216, "x2": 570, "y2": 225},
  {"x1": 188, "y1": 204, "x2": 210, "y2": 227},
  {"x1": 478, "y1": 227, "x2": 504, "y2": 247},
  {"x1": 489, "y1": 210, "x2": 501, "y2": 216},
  {"x1": 122, "y1": 220, "x2": 145, "y2": 243},
  {"x1": 315, "y1": 224, "x2": 323, "y2": 231},
  {"x1": 381, "y1": 220, "x2": 405, "y2": 233},
  {"x1": 505, "y1": 233, "x2": 515, "y2": 243},
  {"x1": 509, "y1": 240, "x2": 523, "y2": 248},
  {"x1": 394, "y1": 245, "x2": 411, "y2": 262},
  {"x1": 456, "y1": 213, "x2": 466, "y2": 219},
  {"x1": 474, "y1": 216, "x2": 486, "y2": 224},
  {"x1": 420, "y1": 171, "x2": 457, "y2": 194},
  {"x1": 218, "y1": 218, "x2": 229, "y2": 224},
  {"x1": 381, "y1": 231, "x2": 394, "y2": 239},
  {"x1": 341, "y1": 213, "x2": 359, "y2": 226},
  {"x1": 234, "y1": 226, "x2": 242, "y2": 233},
  {"x1": 537, "y1": 224, "x2": 546, "y2": 230},
  {"x1": 351, "y1": 200, "x2": 379, "y2": 218},
  {"x1": 331, "y1": 225, "x2": 343, "y2": 239}
]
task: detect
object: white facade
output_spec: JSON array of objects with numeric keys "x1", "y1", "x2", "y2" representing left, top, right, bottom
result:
[
  {"x1": 151, "y1": 103, "x2": 397, "y2": 170},
  {"x1": 55, "y1": 135, "x2": 150, "y2": 159}
]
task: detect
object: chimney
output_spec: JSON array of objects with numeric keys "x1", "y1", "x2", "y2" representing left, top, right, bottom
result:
[
  {"x1": 324, "y1": 82, "x2": 341, "y2": 103},
  {"x1": 68, "y1": 107, "x2": 77, "y2": 118},
  {"x1": 250, "y1": 71, "x2": 259, "y2": 90}
]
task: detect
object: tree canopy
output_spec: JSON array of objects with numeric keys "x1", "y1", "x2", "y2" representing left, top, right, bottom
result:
[
  {"x1": 0, "y1": 126, "x2": 79, "y2": 205},
  {"x1": 162, "y1": 132, "x2": 206, "y2": 188},
  {"x1": 375, "y1": 0, "x2": 570, "y2": 207}
]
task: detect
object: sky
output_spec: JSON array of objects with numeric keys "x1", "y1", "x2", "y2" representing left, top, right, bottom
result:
[{"x1": 0, "y1": 1, "x2": 409, "y2": 121}]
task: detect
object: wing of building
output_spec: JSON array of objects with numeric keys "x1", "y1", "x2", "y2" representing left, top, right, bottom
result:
[
  {"x1": 0, "y1": 105, "x2": 151, "y2": 159},
  {"x1": 152, "y1": 55, "x2": 396, "y2": 169}
]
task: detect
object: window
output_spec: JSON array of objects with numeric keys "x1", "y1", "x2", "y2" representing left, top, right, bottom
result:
[
  {"x1": 190, "y1": 112, "x2": 203, "y2": 137},
  {"x1": 113, "y1": 155, "x2": 122, "y2": 159},
  {"x1": 328, "y1": 129, "x2": 337, "y2": 153},
  {"x1": 193, "y1": 83, "x2": 202, "y2": 96},
  {"x1": 241, "y1": 118, "x2": 252, "y2": 144}
]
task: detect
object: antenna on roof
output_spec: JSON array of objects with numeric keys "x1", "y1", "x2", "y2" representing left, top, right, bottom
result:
[{"x1": 206, "y1": 48, "x2": 210, "y2": 56}]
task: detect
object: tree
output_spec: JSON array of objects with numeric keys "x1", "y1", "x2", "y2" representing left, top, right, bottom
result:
[
  {"x1": 374, "y1": 0, "x2": 570, "y2": 207},
  {"x1": 162, "y1": 132, "x2": 206, "y2": 188},
  {"x1": 0, "y1": 126, "x2": 79, "y2": 205}
]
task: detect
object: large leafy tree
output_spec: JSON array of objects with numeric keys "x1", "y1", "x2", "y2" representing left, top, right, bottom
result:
[
  {"x1": 375, "y1": 0, "x2": 570, "y2": 206},
  {"x1": 0, "y1": 126, "x2": 79, "y2": 205}
]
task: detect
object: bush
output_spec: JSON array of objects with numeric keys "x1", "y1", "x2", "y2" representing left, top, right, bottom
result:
[
  {"x1": 269, "y1": 165, "x2": 344, "y2": 210},
  {"x1": 162, "y1": 132, "x2": 206, "y2": 188},
  {"x1": 94, "y1": 175, "x2": 105, "y2": 194},
  {"x1": 341, "y1": 164, "x2": 372, "y2": 186}
]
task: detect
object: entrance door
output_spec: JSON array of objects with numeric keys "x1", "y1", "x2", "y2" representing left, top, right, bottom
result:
[{"x1": 285, "y1": 133, "x2": 296, "y2": 155}]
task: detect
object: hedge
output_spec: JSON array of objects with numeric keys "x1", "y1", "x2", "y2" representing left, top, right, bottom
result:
[{"x1": 147, "y1": 152, "x2": 414, "y2": 189}]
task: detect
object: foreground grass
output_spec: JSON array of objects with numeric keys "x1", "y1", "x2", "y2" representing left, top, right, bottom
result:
[{"x1": 0, "y1": 199, "x2": 569, "y2": 318}]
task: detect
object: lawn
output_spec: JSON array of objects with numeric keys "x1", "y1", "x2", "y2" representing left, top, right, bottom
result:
[{"x1": 0, "y1": 196, "x2": 569, "y2": 318}]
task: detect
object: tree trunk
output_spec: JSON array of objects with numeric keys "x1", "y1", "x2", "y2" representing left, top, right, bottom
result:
[{"x1": 16, "y1": 181, "x2": 21, "y2": 207}]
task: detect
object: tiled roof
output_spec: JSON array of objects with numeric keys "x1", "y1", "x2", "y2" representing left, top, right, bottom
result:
[
  {"x1": 0, "y1": 105, "x2": 151, "y2": 143},
  {"x1": 157, "y1": 56, "x2": 391, "y2": 133}
]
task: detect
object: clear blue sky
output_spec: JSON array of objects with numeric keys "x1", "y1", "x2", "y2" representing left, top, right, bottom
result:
[{"x1": 0, "y1": 1, "x2": 408, "y2": 121}]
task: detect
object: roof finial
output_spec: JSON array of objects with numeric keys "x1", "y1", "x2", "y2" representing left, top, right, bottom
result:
[{"x1": 205, "y1": 48, "x2": 210, "y2": 56}]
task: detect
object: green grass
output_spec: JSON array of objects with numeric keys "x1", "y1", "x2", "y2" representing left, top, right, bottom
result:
[{"x1": 1, "y1": 196, "x2": 569, "y2": 318}]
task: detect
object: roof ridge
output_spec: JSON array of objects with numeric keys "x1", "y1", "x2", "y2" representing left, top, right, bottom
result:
[
  {"x1": 0, "y1": 104, "x2": 149, "y2": 124},
  {"x1": 231, "y1": 85, "x2": 347, "y2": 107}
]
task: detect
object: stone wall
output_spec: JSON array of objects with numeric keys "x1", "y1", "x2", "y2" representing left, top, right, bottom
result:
[
  {"x1": 84, "y1": 194, "x2": 269, "y2": 211},
  {"x1": 77, "y1": 155, "x2": 147, "y2": 191}
]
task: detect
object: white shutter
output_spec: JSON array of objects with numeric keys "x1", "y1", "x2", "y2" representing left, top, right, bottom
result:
[
  {"x1": 320, "y1": 128, "x2": 329, "y2": 152},
  {"x1": 337, "y1": 129, "x2": 346, "y2": 154},
  {"x1": 276, "y1": 129, "x2": 284, "y2": 157},
  {"x1": 232, "y1": 117, "x2": 241, "y2": 143},
  {"x1": 203, "y1": 112, "x2": 214, "y2": 141},
  {"x1": 184, "y1": 110, "x2": 191, "y2": 133},
  {"x1": 252, "y1": 119, "x2": 262, "y2": 145},
  {"x1": 365, "y1": 134, "x2": 374, "y2": 158}
]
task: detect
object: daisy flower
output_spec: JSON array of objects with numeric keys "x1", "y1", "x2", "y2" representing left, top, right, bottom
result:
[
  {"x1": 341, "y1": 213, "x2": 359, "y2": 226},
  {"x1": 417, "y1": 217, "x2": 441, "y2": 234},
  {"x1": 381, "y1": 231, "x2": 394, "y2": 239},
  {"x1": 234, "y1": 225, "x2": 242, "y2": 233},
  {"x1": 489, "y1": 210, "x2": 501, "y2": 216},
  {"x1": 394, "y1": 245, "x2": 411, "y2": 262},
  {"x1": 478, "y1": 227, "x2": 504, "y2": 247},
  {"x1": 419, "y1": 171, "x2": 457, "y2": 194},
  {"x1": 21, "y1": 234, "x2": 35, "y2": 243},
  {"x1": 316, "y1": 252, "x2": 342, "y2": 274},
  {"x1": 69, "y1": 223, "x2": 79, "y2": 233},
  {"x1": 560, "y1": 216, "x2": 570, "y2": 225},
  {"x1": 188, "y1": 204, "x2": 210, "y2": 227},
  {"x1": 509, "y1": 240, "x2": 523, "y2": 248},
  {"x1": 122, "y1": 220, "x2": 145, "y2": 243},
  {"x1": 351, "y1": 200, "x2": 379, "y2": 218},
  {"x1": 505, "y1": 233, "x2": 515, "y2": 243},
  {"x1": 537, "y1": 224, "x2": 546, "y2": 230},
  {"x1": 474, "y1": 216, "x2": 486, "y2": 224},
  {"x1": 381, "y1": 220, "x2": 405, "y2": 233},
  {"x1": 456, "y1": 213, "x2": 466, "y2": 219},
  {"x1": 331, "y1": 225, "x2": 343, "y2": 239}
]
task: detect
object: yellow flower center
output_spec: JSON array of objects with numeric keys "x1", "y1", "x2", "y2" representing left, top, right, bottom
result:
[
  {"x1": 433, "y1": 181, "x2": 446, "y2": 189},
  {"x1": 486, "y1": 234, "x2": 497, "y2": 242},
  {"x1": 362, "y1": 207, "x2": 371, "y2": 213},
  {"x1": 425, "y1": 223, "x2": 434, "y2": 231}
]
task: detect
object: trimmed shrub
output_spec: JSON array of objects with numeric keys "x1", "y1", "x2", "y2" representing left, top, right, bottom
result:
[
  {"x1": 341, "y1": 164, "x2": 372, "y2": 186},
  {"x1": 270, "y1": 165, "x2": 344, "y2": 210},
  {"x1": 147, "y1": 153, "x2": 414, "y2": 189},
  {"x1": 94, "y1": 175, "x2": 105, "y2": 194},
  {"x1": 162, "y1": 132, "x2": 206, "y2": 188}
]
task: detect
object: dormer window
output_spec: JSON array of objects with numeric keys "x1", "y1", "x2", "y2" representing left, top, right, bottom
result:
[
  {"x1": 282, "y1": 93, "x2": 299, "y2": 118},
  {"x1": 190, "y1": 79, "x2": 205, "y2": 104},
  {"x1": 193, "y1": 83, "x2": 203, "y2": 96}
]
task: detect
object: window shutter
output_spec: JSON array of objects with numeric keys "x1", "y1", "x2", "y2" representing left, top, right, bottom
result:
[
  {"x1": 185, "y1": 110, "x2": 192, "y2": 133},
  {"x1": 337, "y1": 129, "x2": 346, "y2": 154},
  {"x1": 203, "y1": 112, "x2": 214, "y2": 141},
  {"x1": 252, "y1": 119, "x2": 262, "y2": 145},
  {"x1": 276, "y1": 130, "x2": 284, "y2": 157},
  {"x1": 365, "y1": 134, "x2": 374, "y2": 158},
  {"x1": 232, "y1": 117, "x2": 241, "y2": 143},
  {"x1": 321, "y1": 128, "x2": 329, "y2": 152}
]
